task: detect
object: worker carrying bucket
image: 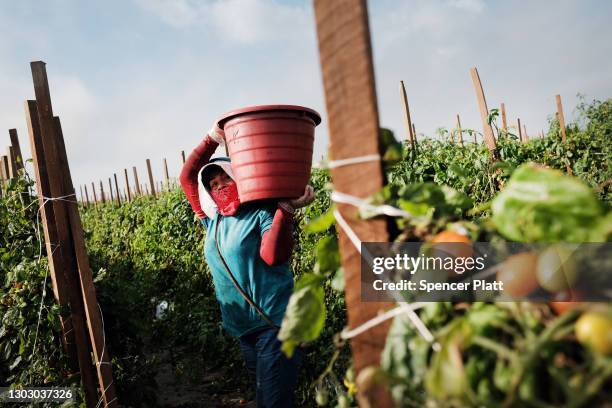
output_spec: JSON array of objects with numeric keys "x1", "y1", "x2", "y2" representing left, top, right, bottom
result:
[{"x1": 179, "y1": 105, "x2": 321, "y2": 407}]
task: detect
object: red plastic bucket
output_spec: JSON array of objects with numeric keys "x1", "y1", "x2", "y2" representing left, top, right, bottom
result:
[{"x1": 218, "y1": 105, "x2": 321, "y2": 203}]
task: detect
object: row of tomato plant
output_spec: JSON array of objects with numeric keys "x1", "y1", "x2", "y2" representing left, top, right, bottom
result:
[{"x1": 1, "y1": 97, "x2": 610, "y2": 407}]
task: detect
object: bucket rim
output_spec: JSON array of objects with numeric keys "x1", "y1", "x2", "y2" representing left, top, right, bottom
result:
[{"x1": 217, "y1": 104, "x2": 322, "y2": 128}]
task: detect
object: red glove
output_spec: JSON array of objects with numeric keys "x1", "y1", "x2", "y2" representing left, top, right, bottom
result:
[{"x1": 179, "y1": 134, "x2": 220, "y2": 218}]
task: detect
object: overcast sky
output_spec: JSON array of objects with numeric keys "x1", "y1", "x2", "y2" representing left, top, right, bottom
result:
[{"x1": 1, "y1": 0, "x2": 611, "y2": 196}]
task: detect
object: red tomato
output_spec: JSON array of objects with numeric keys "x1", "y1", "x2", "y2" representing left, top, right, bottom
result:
[{"x1": 549, "y1": 290, "x2": 582, "y2": 315}]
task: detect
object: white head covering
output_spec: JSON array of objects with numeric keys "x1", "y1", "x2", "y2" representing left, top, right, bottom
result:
[{"x1": 197, "y1": 157, "x2": 236, "y2": 218}]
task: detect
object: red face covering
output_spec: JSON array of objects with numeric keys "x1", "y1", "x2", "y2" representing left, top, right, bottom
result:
[{"x1": 210, "y1": 181, "x2": 241, "y2": 216}]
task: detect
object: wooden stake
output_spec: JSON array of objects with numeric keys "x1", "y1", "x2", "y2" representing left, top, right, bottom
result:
[
  {"x1": 91, "y1": 182, "x2": 98, "y2": 204},
  {"x1": 0, "y1": 156, "x2": 9, "y2": 180},
  {"x1": 522, "y1": 124, "x2": 528, "y2": 143},
  {"x1": 469, "y1": 67, "x2": 498, "y2": 158},
  {"x1": 399, "y1": 80, "x2": 416, "y2": 149},
  {"x1": 31, "y1": 61, "x2": 117, "y2": 406},
  {"x1": 456, "y1": 114, "x2": 464, "y2": 146},
  {"x1": 110, "y1": 173, "x2": 119, "y2": 204},
  {"x1": 133, "y1": 167, "x2": 141, "y2": 196},
  {"x1": 144, "y1": 183, "x2": 149, "y2": 196},
  {"x1": 84, "y1": 184, "x2": 90, "y2": 205},
  {"x1": 7, "y1": 146, "x2": 18, "y2": 178},
  {"x1": 555, "y1": 94, "x2": 567, "y2": 142},
  {"x1": 25, "y1": 95, "x2": 98, "y2": 407},
  {"x1": 517, "y1": 118, "x2": 523, "y2": 142},
  {"x1": 124, "y1": 169, "x2": 132, "y2": 202},
  {"x1": 8, "y1": 129, "x2": 24, "y2": 171},
  {"x1": 314, "y1": 1, "x2": 394, "y2": 406},
  {"x1": 53, "y1": 115, "x2": 118, "y2": 407},
  {"x1": 146, "y1": 158, "x2": 156, "y2": 197},
  {"x1": 108, "y1": 178, "x2": 114, "y2": 203},
  {"x1": 99, "y1": 180, "x2": 106, "y2": 204},
  {"x1": 163, "y1": 158, "x2": 170, "y2": 191},
  {"x1": 181, "y1": 150, "x2": 186, "y2": 164},
  {"x1": 500, "y1": 103, "x2": 507, "y2": 131}
]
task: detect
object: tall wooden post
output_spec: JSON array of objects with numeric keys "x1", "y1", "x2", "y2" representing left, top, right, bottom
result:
[
  {"x1": 146, "y1": 159, "x2": 156, "y2": 197},
  {"x1": 469, "y1": 67, "x2": 498, "y2": 159},
  {"x1": 399, "y1": 80, "x2": 416, "y2": 149},
  {"x1": 1, "y1": 155, "x2": 10, "y2": 180},
  {"x1": 163, "y1": 158, "x2": 170, "y2": 191},
  {"x1": 8, "y1": 129, "x2": 24, "y2": 171},
  {"x1": 7, "y1": 146, "x2": 18, "y2": 178},
  {"x1": 91, "y1": 182, "x2": 98, "y2": 204},
  {"x1": 113, "y1": 173, "x2": 121, "y2": 204},
  {"x1": 555, "y1": 94, "x2": 567, "y2": 142},
  {"x1": 133, "y1": 166, "x2": 141, "y2": 196},
  {"x1": 517, "y1": 118, "x2": 523, "y2": 142},
  {"x1": 24, "y1": 99, "x2": 85, "y2": 388},
  {"x1": 25, "y1": 95, "x2": 100, "y2": 407},
  {"x1": 29, "y1": 61, "x2": 117, "y2": 407},
  {"x1": 99, "y1": 180, "x2": 106, "y2": 204},
  {"x1": 108, "y1": 178, "x2": 114, "y2": 203},
  {"x1": 500, "y1": 103, "x2": 508, "y2": 132},
  {"x1": 314, "y1": 1, "x2": 394, "y2": 406},
  {"x1": 124, "y1": 169, "x2": 132, "y2": 202},
  {"x1": 456, "y1": 114, "x2": 464, "y2": 146},
  {"x1": 84, "y1": 184, "x2": 90, "y2": 205}
]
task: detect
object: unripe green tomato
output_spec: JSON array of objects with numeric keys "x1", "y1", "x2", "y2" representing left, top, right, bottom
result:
[
  {"x1": 337, "y1": 395, "x2": 349, "y2": 408},
  {"x1": 536, "y1": 245, "x2": 578, "y2": 292},
  {"x1": 575, "y1": 312, "x2": 612, "y2": 356},
  {"x1": 315, "y1": 389, "x2": 329, "y2": 406}
]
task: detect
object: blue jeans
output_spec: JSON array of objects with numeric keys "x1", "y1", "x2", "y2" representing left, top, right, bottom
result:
[{"x1": 238, "y1": 328, "x2": 302, "y2": 408}]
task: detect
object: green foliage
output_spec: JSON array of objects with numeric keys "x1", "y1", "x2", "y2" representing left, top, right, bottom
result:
[{"x1": 0, "y1": 169, "x2": 84, "y2": 406}]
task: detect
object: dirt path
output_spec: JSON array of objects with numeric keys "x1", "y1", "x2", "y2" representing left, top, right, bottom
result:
[{"x1": 153, "y1": 351, "x2": 255, "y2": 408}]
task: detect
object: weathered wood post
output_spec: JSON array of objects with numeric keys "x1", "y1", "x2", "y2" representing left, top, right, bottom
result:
[
  {"x1": 7, "y1": 146, "x2": 17, "y2": 178},
  {"x1": 181, "y1": 150, "x2": 186, "y2": 164},
  {"x1": 522, "y1": 124, "x2": 528, "y2": 143},
  {"x1": 99, "y1": 180, "x2": 106, "y2": 204},
  {"x1": 8, "y1": 129, "x2": 24, "y2": 171},
  {"x1": 456, "y1": 114, "x2": 464, "y2": 146},
  {"x1": 399, "y1": 80, "x2": 416, "y2": 150},
  {"x1": 314, "y1": 1, "x2": 395, "y2": 406},
  {"x1": 26, "y1": 91, "x2": 100, "y2": 406},
  {"x1": 107, "y1": 177, "x2": 114, "y2": 203},
  {"x1": 470, "y1": 67, "x2": 498, "y2": 159},
  {"x1": 500, "y1": 103, "x2": 508, "y2": 132},
  {"x1": 163, "y1": 158, "x2": 170, "y2": 191},
  {"x1": 91, "y1": 182, "x2": 98, "y2": 204},
  {"x1": 555, "y1": 94, "x2": 567, "y2": 142},
  {"x1": 0, "y1": 156, "x2": 9, "y2": 181},
  {"x1": 146, "y1": 159, "x2": 156, "y2": 197},
  {"x1": 132, "y1": 167, "x2": 141, "y2": 196},
  {"x1": 84, "y1": 184, "x2": 90, "y2": 206},
  {"x1": 29, "y1": 61, "x2": 118, "y2": 407},
  {"x1": 113, "y1": 173, "x2": 121, "y2": 205},
  {"x1": 124, "y1": 169, "x2": 132, "y2": 202},
  {"x1": 517, "y1": 118, "x2": 523, "y2": 142}
]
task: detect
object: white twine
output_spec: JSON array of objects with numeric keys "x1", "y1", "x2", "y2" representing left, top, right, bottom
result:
[
  {"x1": 341, "y1": 302, "x2": 427, "y2": 340},
  {"x1": 327, "y1": 154, "x2": 381, "y2": 169},
  {"x1": 332, "y1": 207, "x2": 436, "y2": 346},
  {"x1": 96, "y1": 302, "x2": 111, "y2": 368},
  {"x1": 331, "y1": 190, "x2": 414, "y2": 218},
  {"x1": 95, "y1": 380, "x2": 116, "y2": 408}
]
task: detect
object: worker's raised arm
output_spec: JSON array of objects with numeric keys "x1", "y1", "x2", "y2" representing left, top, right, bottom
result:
[{"x1": 179, "y1": 125, "x2": 225, "y2": 218}]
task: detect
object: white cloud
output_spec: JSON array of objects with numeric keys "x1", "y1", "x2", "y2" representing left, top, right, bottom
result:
[{"x1": 134, "y1": 0, "x2": 205, "y2": 27}]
